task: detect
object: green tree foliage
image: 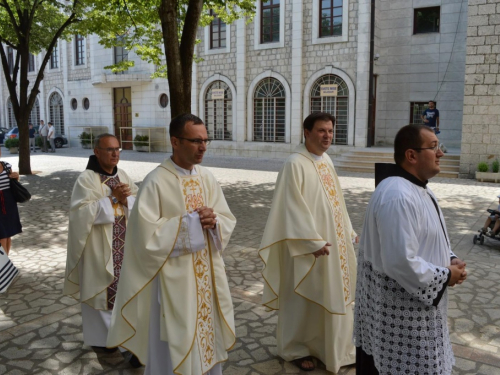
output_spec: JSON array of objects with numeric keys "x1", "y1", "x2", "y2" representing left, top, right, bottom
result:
[
  {"x1": 0, "y1": 0, "x2": 97, "y2": 174},
  {"x1": 94, "y1": 0, "x2": 255, "y2": 118}
]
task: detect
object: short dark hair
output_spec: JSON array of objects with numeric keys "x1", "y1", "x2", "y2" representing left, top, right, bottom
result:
[
  {"x1": 48, "y1": 121, "x2": 53, "y2": 125},
  {"x1": 169, "y1": 113, "x2": 204, "y2": 138},
  {"x1": 394, "y1": 124, "x2": 434, "y2": 166},
  {"x1": 429, "y1": 100, "x2": 436, "y2": 105},
  {"x1": 303, "y1": 112, "x2": 335, "y2": 136},
  {"x1": 94, "y1": 133, "x2": 118, "y2": 149}
]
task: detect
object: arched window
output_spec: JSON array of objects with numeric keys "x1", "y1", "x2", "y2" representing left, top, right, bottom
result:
[
  {"x1": 253, "y1": 78, "x2": 285, "y2": 142},
  {"x1": 49, "y1": 92, "x2": 64, "y2": 135},
  {"x1": 7, "y1": 98, "x2": 16, "y2": 128},
  {"x1": 28, "y1": 97, "x2": 40, "y2": 126},
  {"x1": 310, "y1": 74, "x2": 349, "y2": 145},
  {"x1": 204, "y1": 81, "x2": 232, "y2": 140}
]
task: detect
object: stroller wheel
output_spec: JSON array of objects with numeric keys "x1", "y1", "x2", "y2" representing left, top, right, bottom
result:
[
  {"x1": 473, "y1": 235, "x2": 478, "y2": 244},
  {"x1": 480, "y1": 236, "x2": 485, "y2": 245}
]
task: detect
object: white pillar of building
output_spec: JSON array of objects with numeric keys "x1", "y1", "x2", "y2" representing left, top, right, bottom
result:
[
  {"x1": 235, "y1": 17, "x2": 247, "y2": 143},
  {"x1": 290, "y1": 0, "x2": 304, "y2": 145},
  {"x1": 191, "y1": 45, "x2": 198, "y2": 116},
  {"x1": 354, "y1": 0, "x2": 372, "y2": 147}
]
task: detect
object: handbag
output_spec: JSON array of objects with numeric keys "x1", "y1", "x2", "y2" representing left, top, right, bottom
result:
[
  {"x1": 0, "y1": 248, "x2": 19, "y2": 293},
  {"x1": 1, "y1": 162, "x2": 31, "y2": 203}
]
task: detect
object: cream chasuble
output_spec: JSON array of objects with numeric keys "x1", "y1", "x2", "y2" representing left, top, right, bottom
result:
[
  {"x1": 64, "y1": 168, "x2": 138, "y2": 310},
  {"x1": 107, "y1": 159, "x2": 236, "y2": 375},
  {"x1": 259, "y1": 144, "x2": 357, "y2": 373}
]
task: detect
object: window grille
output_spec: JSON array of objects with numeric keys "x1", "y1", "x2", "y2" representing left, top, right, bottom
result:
[
  {"x1": 114, "y1": 39, "x2": 128, "y2": 74},
  {"x1": 310, "y1": 74, "x2": 349, "y2": 145},
  {"x1": 205, "y1": 81, "x2": 232, "y2": 140},
  {"x1": 7, "y1": 47, "x2": 13, "y2": 75},
  {"x1": 253, "y1": 78, "x2": 286, "y2": 142},
  {"x1": 49, "y1": 93, "x2": 65, "y2": 135},
  {"x1": 410, "y1": 102, "x2": 432, "y2": 124}
]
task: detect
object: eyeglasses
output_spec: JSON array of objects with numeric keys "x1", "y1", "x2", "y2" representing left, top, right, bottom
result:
[
  {"x1": 176, "y1": 137, "x2": 211, "y2": 146},
  {"x1": 412, "y1": 145, "x2": 441, "y2": 153},
  {"x1": 98, "y1": 147, "x2": 121, "y2": 154}
]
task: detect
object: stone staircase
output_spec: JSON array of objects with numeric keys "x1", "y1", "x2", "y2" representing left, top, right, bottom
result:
[{"x1": 334, "y1": 149, "x2": 460, "y2": 178}]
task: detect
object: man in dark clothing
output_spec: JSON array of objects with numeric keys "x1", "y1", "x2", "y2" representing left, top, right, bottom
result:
[
  {"x1": 421, "y1": 100, "x2": 440, "y2": 133},
  {"x1": 29, "y1": 124, "x2": 36, "y2": 152}
]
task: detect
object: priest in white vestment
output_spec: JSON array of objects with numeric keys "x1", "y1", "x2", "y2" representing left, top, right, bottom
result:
[
  {"x1": 107, "y1": 114, "x2": 236, "y2": 375},
  {"x1": 259, "y1": 112, "x2": 358, "y2": 373},
  {"x1": 354, "y1": 124, "x2": 467, "y2": 375},
  {"x1": 63, "y1": 134, "x2": 138, "y2": 359}
]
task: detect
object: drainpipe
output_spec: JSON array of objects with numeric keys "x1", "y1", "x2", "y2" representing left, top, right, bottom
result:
[{"x1": 367, "y1": 0, "x2": 375, "y2": 147}]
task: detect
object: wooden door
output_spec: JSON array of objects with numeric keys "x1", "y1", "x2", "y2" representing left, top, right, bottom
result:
[{"x1": 113, "y1": 88, "x2": 132, "y2": 150}]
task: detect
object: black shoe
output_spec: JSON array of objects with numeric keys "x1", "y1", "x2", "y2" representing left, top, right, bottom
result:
[
  {"x1": 122, "y1": 351, "x2": 143, "y2": 368},
  {"x1": 92, "y1": 346, "x2": 118, "y2": 353}
]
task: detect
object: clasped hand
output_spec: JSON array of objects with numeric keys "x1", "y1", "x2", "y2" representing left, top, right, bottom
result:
[
  {"x1": 447, "y1": 258, "x2": 467, "y2": 287},
  {"x1": 196, "y1": 206, "x2": 217, "y2": 230},
  {"x1": 312, "y1": 242, "x2": 331, "y2": 258},
  {"x1": 111, "y1": 183, "x2": 131, "y2": 206}
]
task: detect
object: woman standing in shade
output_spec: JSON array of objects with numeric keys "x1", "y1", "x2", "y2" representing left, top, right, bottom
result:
[{"x1": 0, "y1": 149, "x2": 22, "y2": 254}]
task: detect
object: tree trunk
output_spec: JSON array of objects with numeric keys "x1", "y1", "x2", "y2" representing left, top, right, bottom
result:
[{"x1": 159, "y1": 0, "x2": 203, "y2": 119}]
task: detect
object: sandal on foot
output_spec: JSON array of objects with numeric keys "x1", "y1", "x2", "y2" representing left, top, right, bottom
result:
[{"x1": 292, "y1": 356, "x2": 315, "y2": 371}]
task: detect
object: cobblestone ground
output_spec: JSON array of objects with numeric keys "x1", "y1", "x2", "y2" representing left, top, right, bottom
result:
[{"x1": 1, "y1": 147, "x2": 499, "y2": 375}]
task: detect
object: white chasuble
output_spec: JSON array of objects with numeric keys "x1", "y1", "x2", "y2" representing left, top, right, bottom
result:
[
  {"x1": 259, "y1": 144, "x2": 357, "y2": 373},
  {"x1": 107, "y1": 159, "x2": 236, "y2": 375}
]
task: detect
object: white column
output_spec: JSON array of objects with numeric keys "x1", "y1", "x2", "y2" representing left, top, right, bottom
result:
[
  {"x1": 354, "y1": 0, "x2": 372, "y2": 147},
  {"x1": 62, "y1": 38, "x2": 69, "y2": 132},
  {"x1": 235, "y1": 17, "x2": 247, "y2": 143},
  {"x1": 38, "y1": 51, "x2": 46, "y2": 123},
  {"x1": 290, "y1": 0, "x2": 303, "y2": 145},
  {"x1": 191, "y1": 44, "x2": 198, "y2": 115}
]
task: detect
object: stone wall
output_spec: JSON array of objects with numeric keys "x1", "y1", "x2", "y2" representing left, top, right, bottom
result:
[
  {"x1": 374, "y1": 0, "x2": 468, "y2": 148},
  {"x1": 460, "y1": 0, "x2": 500, "y2": 177}
]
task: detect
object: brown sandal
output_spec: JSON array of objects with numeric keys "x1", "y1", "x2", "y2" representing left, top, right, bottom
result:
[{"x1": 292, "y1": 356, "x2": 315, "y2": 371}]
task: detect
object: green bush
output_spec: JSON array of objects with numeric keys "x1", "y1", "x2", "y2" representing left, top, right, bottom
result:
[
  {"x1": 5, "y1": 138, "x2": 20, "y2": 148},
  {"x1": 133, "y1": 134, "x2": 149, "y2": 147},
  {"x1": 79, "y1": 131, "x2": 95, "y2": 145},
  {"x1": 478, "y1": 161, "x2": 489, "y2": 172},
  {"x1": 36, "y1": 137, "x2": 44, "y2": 147},
  {"x1": 493, "y1": 160, "x2": 500, "y2": 173}
]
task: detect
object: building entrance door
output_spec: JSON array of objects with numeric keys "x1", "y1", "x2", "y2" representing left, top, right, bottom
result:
[{"x1": 113, "y1": 87, "x2": 132, "y2": 150}]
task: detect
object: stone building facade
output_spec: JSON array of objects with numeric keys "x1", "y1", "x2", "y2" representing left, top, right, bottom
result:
[
  {"x1": 0, "y1": 0, "x2": 472, "y2": 159},
  {"x1": 460, "y1": 0, "x2": 500, "y2": 177}
]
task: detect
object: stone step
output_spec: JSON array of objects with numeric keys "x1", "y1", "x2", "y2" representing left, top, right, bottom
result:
[
  {"x1": 336, "y1": 164, "x2": 459, "y2": 178},
  {"x1": 335, "y1": 160, "x2": 460, "y2": 172},
  {"x1": 337, "y1": 155, "x2": 460, "y2": 166}
]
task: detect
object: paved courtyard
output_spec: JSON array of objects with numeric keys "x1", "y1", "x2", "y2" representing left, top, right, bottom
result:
[{"x1": 0, "y1": 147, "x2": 500, "y2": 374}]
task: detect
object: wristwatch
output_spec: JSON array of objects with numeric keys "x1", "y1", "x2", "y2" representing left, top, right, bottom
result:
[{"x1": 110, "y1": 195, "x2": 119, "y2": 204}]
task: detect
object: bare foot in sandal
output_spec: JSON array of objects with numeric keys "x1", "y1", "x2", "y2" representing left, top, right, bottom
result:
[{"x1": 292, "y1": 356, "x2": 315, "y2": 371}]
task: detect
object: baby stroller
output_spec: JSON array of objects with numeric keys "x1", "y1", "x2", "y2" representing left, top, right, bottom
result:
[{"x1": 474, "y1": 208, "x2": 500, "y2": 245}]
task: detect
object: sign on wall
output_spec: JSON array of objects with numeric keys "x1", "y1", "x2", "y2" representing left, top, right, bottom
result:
[
  {"x1": 211, "y1": 89, "x2": 225, "y2": 100},
  {"x1": 320, "y1": 84, "x2": 338, "y2": 97}
]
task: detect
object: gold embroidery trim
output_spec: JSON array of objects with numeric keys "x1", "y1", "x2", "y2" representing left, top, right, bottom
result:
[
  {"x1": 181, "y1": 175, "x2": 216, "y2": 372},
  {"x1": 315, "y1": 161, "x2": 351, "y2": 303}
]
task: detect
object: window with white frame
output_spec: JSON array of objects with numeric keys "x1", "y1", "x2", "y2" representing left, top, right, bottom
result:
[
  {"x1": 7, "y1": 98, "x2": 16, "y2": 128},
  {"x1": 50, "y1": 42, "x2": 59, "y2": 69},
  {"x1": 75, "y1": 34, "x2": 85, "y2": 66},
  {"x1": 49, "y1": 92, "x2": 64, "y2": 135},
  {"x1": 114, "y1": 36, "x2": 128, "y2": 74},
  {"x1": 254, "y1": 0, "x2": 285, "y2": 50},
  {"x1": 28, "y1": 98, "x2": 40, "y2": 126},
  {"x1": 210, "y1": 10, "x2": 227, "y2": 49},
  {"x1": 310, "y1": 74, "x2": 349, "y2": 145},
  {"x1": 312, "y1": 0, "x2": 348, "y2": 44},
  {"x1": 7, "y1": 47, "x2": 14, "y2": 75},
  {"x1": 253, "y1": 78, "x2": 286, "y2": 142},
  {"x1": 28, "y1": 53, "x2": 35, "y2": 72},
  {"x1": 205, "y1": 81, "x2": 232, "y2": 140}
]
